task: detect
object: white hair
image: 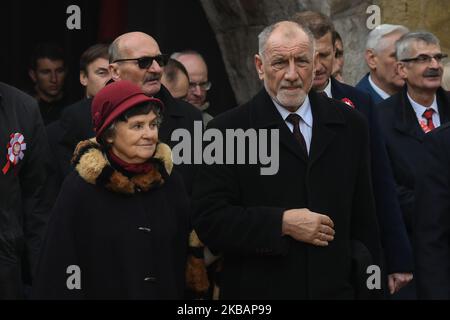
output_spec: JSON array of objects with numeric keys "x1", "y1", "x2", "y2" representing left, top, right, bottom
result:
[{"x1": 366, "y1": 24, "x2": 409, "y2": 53}]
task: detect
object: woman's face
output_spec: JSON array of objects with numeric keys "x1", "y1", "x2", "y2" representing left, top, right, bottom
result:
[{"x1": 108, "y1": 111, "x2": 159, "y2": 164}]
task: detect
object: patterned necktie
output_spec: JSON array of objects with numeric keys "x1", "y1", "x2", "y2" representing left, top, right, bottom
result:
[
  {"x1": 422, "y1": 109, "x2": 436, "y2": 132},
  {"x1": 286, "y1": 113, "x2": 307, "y2": 154}
]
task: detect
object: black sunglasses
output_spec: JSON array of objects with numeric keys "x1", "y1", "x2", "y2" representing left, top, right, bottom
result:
[{"x1": 113, "y1": 54, "x2": 169, "y2": 69}]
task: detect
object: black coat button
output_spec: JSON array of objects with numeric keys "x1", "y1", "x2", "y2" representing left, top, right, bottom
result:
[
  {"x1": 144, "y1": 276, "x2": 157, "y2": 282},
  {"x1": 138, "y1": 227, "x2": 152, "y2": 233}
]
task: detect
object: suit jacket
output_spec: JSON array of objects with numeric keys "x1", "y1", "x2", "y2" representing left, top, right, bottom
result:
[
  {"x1": 378, "y1": 86, "x2": 450, "y2": 235},
  {"x1": 414, "y1": 123, "x2": 450, "y2": 299},
  {"x1": 192, "y1": 89, "x2": 382, "y2": 299},
  {"x1": 55, "y1": 85, "x2": 202, "y2": 195},
  {"x1": 331, "y1": 78, "x2": 413, "y2": 274},
  {"x1": 356, "y1": 73, "x2": 385, "y2": 105}
]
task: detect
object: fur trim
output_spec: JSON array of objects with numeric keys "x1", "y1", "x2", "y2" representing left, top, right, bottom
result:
[
  {"x1": 72, "y1": 140, "x2": 172, "y2": 194},
  {"x1": 186, "y1": 230, "x2": 210, "y2": 294},
  {"x1": 153, "y1": 143, "x2": 173, "y2": 175}
]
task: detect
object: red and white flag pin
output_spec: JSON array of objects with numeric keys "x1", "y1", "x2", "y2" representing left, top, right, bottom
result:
[
  {"x1": 341, "y1": 98, "x2": 356, "y2": 109},
  {"x1": 2, "y1": 133, "x2": 26, "y2": 175}
]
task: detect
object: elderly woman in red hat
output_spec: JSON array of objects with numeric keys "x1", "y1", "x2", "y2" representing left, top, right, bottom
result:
[{"x1": 33, "y1": 80, "x2": 190, "y2": 299}]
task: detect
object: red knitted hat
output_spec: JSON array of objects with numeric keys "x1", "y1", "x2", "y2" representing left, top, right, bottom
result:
[{"x1": 92, "y1": 80, "x2": 164, "y2": 138}]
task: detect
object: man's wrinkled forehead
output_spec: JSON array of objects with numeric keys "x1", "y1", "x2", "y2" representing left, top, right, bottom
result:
[
  {"x1": 264, "y1": 39, "x2": 313, "y2": 59},
  {"x1": 263, "y1": 24, "x2": 314, "y2": 55},
  {"x1": 410, "y1": 40, "x2": 441, "y2": 55}
]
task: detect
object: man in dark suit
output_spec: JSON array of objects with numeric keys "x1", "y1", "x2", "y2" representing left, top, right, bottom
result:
[
  {"x1": 356, "y1": 24, "x2": 409, "y2": 105},
  {"x1": 378, "y1": 31, "x2": 450, "y2": 298},
  {"x1": 192, "y1": 20, "x2": 382, "y2": 299},
  {"x1": 291, "y1": 11, "x2": 413, "y2": 295},
  {"x1": 414, "y1": 123, "x2": 450, "y2": 299}
]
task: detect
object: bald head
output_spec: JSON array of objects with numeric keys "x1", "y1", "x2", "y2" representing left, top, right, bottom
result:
[
  {"x1": 109, "y1": 32, "x2": 160, "y2": 62},
  {"x1": 173, "y1": 51, "x2": 209, "y2": 107},
  {"x1": 109, "y1": 32, "x2": 164, "y2": 97}
]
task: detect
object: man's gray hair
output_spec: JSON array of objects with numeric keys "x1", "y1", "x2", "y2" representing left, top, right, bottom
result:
[
  {"x1": 396, "y1": 31, "x2": 440, "y2": 61},
  {"x1": 258, "y1": 21, "x2": 315, "y2": 57},
  {"x1": 366, "y1": 24, "x2": 409, "y2": 52}
]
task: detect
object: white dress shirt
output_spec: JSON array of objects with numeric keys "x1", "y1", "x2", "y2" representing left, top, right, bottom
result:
[
  {"x1": 322, "y1": 79, "x2": 333, "y2": 98},
  {"x1": 273, "y1": 97, "x2": 313, "y2": 154}
]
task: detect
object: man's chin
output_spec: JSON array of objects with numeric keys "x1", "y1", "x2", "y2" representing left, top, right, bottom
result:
[
  {"x1": 276, "y1": 95, "x2": 306, "y2": 110},
  {"x1": 313, "y1": 78, "x2": 328, "y2": 91},
  {"x1": 142, "y1": 82, "x2": 161, "y2": 97}
]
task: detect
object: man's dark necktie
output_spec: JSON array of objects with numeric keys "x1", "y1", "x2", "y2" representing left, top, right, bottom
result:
[
  {"x1": 286, "y1": 113, "x2": 307, "y2": 154},
  {"x1": 422, "y1": 108, "x2": 436, "y2": 132}
]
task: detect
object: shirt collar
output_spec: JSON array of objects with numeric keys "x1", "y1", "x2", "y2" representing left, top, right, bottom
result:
[
  {"x1": 272, "y1": 96, "x2": 313, "y2": 128},
  {"x1": 320, "y1": 79, "x2": 332, "y2": 98},
  {"x1": 407, "y1": 92, "x2": 438, "y2": 117},
  {"x1": 368, "y1": 74, "x2": 390, "y2": 100}
]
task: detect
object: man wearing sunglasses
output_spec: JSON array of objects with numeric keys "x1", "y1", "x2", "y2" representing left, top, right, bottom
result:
[
  {"x1": 107, "y1": 32, "x2": 202, "y2": 196},
  {"x1": 378, "y1": 31, "x2": 450, "y2": 299}
]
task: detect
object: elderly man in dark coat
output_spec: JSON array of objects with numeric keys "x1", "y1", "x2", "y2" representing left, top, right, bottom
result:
[{"x1": 192, "y1": 21, "x2": 382, "y2": 300}]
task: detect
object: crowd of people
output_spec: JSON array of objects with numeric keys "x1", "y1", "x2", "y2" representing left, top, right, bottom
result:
[{"x1": 1, "y1": 9, "x2": 449, "y2": 300}]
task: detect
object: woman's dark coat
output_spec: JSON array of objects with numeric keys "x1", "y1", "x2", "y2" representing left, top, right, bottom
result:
[{"x1": 33, "y1": 141, "x2": 190, "y2": 299}]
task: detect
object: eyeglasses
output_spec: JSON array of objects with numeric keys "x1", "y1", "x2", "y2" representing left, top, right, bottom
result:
[
  {"x1": 113, "y1": 54, "x2": 169, "y2": 69},
  {"x1": 400, "y1": 53, "x2": 448, "y2": 64},
  {"x1": 189, "y1": 81, "x2": 212, "y2": 91}
]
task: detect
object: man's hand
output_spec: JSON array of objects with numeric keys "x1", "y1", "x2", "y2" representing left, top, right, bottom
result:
[
  {"x1": 282, "y1": 209, "x2": 335, "y2": 246},
  {"x1": 388, "y1": 273, "x2": 413, "y2": 294}
]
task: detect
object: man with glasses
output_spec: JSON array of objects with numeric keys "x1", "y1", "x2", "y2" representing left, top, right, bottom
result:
[
  {"x1": 378, "y1": 31, "x2": 450, "y2": 299},
  {"x1": 172, "y1": 50, "x2": 214, "y2": 125}
]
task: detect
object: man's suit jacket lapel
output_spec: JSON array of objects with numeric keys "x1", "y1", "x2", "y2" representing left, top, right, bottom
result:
[
  {"x1": 330, "y1": 77, "x2": 344, "y2": 101},
  {"x1": 251, "y1": 89, "x2": 308, "y2": 163},
  {"x1": 251, "y1": 89, "x2": 347, "y2": 166},
  {"x1": 394, "y1": 87, "x2": 425, "y2": 142},
  {"x1": 436, "y1": 87, "x2": 450, "y2": 124},
  {"x1": 358, "y1": 74, "x2": 384, "y2": 105},
  {"x1": 308, "y1": 90, "x2": 345, "y2": 167}
]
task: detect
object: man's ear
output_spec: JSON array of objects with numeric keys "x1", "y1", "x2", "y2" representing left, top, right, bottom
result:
[
  {"x1": 29, "y1": 69, "x2": 37, "y2": 83},
  {"x1": 365, "y1": 49, "x2": 378, "y2": 71},
  {"x1": 397, "y1": 61, "x2": 407, "y2": 80},
  {"x1": 80, "y1": 71, "x2": 88, "y2": 87},
  {"x1": 313, "y1": 51, "x2": 319, "y2": 74},
  {"x1": 255, "y1": 54, "x2": 264, "y2": 80},
  {"x1": 109, "y1": 63, "x2": 120, "y2": 81}
]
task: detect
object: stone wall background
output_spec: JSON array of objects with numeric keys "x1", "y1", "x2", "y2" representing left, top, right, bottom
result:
[{"x1": 200, "y1": 0, "x2": 450, "y2": 105}]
